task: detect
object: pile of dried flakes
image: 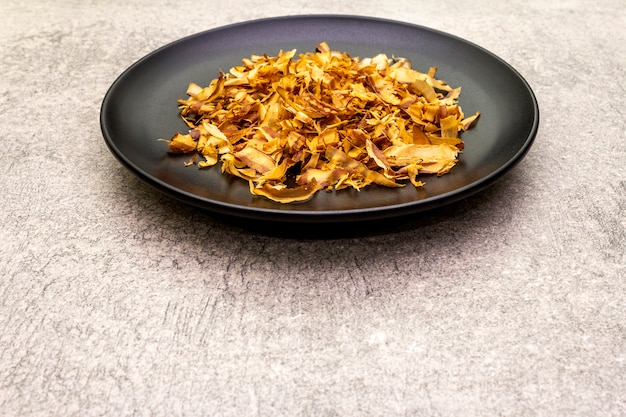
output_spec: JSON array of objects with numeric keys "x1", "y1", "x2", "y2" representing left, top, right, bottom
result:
[{"x1": 162, "y1": 42, "x2": 480, "y2": 203}]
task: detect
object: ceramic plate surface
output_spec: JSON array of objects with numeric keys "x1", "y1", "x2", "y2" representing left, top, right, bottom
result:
[{"x1": 101, "y1": 15, "x2": 539, "y2": 223}]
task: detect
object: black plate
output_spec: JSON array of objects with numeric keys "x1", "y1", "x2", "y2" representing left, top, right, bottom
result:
[{"x1": 101, "y1": 15, "x2": 539, "y2": 223}]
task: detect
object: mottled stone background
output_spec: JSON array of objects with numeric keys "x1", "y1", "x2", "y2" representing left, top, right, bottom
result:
[{"x1": 1, "y1": 0, "x2": 624, "y2": 416}]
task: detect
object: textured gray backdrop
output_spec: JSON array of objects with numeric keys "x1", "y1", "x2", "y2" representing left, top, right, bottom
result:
[{"x1": 1, "y1": 0, "x2": 624, "y2": 416}]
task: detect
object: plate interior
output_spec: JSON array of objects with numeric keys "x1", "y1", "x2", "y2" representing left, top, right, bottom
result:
[{"x1": 101, "y1": 15, "x2": 539, "y2": 222}]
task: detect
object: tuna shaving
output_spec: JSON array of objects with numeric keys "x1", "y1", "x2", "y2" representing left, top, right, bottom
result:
[{"x1": 161, "y1": 42, "x2": 480, "y2": 203}]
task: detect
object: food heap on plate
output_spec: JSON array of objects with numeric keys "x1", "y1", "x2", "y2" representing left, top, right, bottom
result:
[{"x1": 161, "y1": 42, "x2": 480, "y2": 203}]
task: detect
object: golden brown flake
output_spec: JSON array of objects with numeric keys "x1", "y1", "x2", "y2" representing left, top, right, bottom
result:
[{"x1": 160, "y1": 43, "x2": 480, "y2": 203}]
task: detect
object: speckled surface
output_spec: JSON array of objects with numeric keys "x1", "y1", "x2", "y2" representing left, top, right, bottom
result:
[{"x1": 1, "y1": 0, "x2": 624, "y2": 416}]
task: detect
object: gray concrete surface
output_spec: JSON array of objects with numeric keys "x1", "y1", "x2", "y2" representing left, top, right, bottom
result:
[{"x1": 1, "y1": 0, "x2": 624, "y2": 416}]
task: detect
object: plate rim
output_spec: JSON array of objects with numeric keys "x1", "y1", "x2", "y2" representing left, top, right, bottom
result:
[{"x1": 100, "y1": 14, "x2": 540, "y2": 223}]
